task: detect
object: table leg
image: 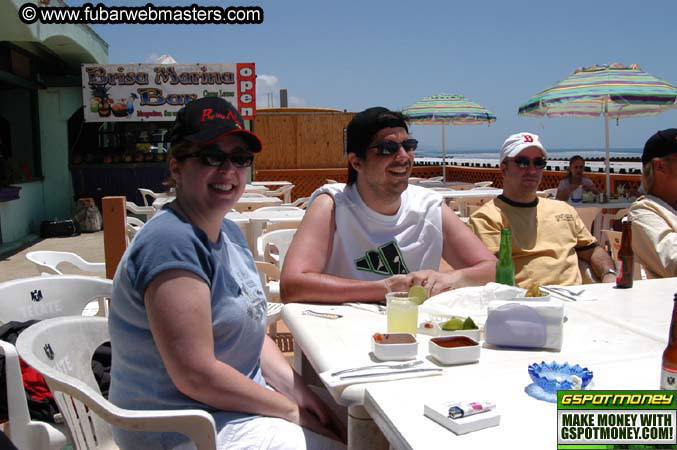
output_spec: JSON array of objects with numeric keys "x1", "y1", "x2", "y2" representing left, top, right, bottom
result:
[{"x1": 348, "y1": 405, "x2": 389, "y2": 450}]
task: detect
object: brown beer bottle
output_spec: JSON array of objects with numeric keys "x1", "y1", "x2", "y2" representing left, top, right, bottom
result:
[
  {"x1": 615, "y1": 219, "x2": 634, "y2": 289},
  {"x1": 661, "y1": 293, "x2": 677, "y2": 390}
]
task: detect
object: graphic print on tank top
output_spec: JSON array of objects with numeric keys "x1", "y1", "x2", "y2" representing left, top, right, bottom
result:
[{"x1": 354, "y1": 241, "x2": 409, "y2": 276}]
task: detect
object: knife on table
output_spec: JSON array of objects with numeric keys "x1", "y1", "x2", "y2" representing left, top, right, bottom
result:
[{"x1": 339, "y1": 367, "x2": 442, "y2": 380}]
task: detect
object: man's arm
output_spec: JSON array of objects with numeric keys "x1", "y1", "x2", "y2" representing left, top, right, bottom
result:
[
  {"x1": 410, "y1": 205, "x2": 497, "y2": 296},
  {"x1": 280, "y1": 194, "x2": 411, "y2": 303},
  {"x1": 631, "y1": 210, "x2": 677, "y2": 277},
  {"x1": 576, "y1": 245, "x2": 616, "y2": 283}
]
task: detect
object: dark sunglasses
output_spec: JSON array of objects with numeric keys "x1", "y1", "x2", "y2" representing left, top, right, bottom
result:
[
  {"x1": 510, "y1": 156, "x2": 547, "y2": 169},
  {"x1": 368, "y1": 139, "x2": 418, "y2": 156},
  {"x1": 179, "y1": 146, "x2": 254, "y2": 168}
]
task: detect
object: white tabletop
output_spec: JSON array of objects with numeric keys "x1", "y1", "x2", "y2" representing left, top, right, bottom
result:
[
  {"x1": 437, "y1": 189, "x2": 502, "y2": 199},
  {"x1": 282, "y1": 279, "x2": 672, "y2": 409},
  {"x1": 564, "y1": 277, "x2": 677, "y2": 343},
  {"x1": 364, "y1": 352, "x2": 662, "y2": 450}
]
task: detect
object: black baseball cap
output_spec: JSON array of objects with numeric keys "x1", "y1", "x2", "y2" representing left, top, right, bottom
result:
[
  {"x1": 642, "y1": 128, "x2": 677, "y2": 166},
  {"x1": 167, "y1": 97, "x2": 262, "y2": 152},
  {"x1": 346, "y1": 107, "x2": 409, "y2": 156}
]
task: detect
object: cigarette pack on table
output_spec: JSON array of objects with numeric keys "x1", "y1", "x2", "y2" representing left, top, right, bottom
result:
[{"x1": 423, "y1": 400, "x2": 500, "y2": 435}]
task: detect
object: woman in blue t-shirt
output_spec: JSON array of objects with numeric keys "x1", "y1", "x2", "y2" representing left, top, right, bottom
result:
[{"x1": 108, "y1": 97, "x2": 345, "y2": 450}]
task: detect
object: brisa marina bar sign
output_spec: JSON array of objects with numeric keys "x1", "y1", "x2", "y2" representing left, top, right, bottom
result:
[{"x1": 81, "y1": 63, "x2": 256, "y2": 122}]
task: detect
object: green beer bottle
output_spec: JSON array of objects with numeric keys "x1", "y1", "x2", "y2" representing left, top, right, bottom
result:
[{"x1": 496, "y1": 228, "x2": 515, "y2": 286}]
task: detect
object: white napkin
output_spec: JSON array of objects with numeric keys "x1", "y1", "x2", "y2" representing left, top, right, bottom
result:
[
  {"x1": 319, "y1": 360, "x2": 443, "y2": 391},
  {"x1": 420, "y1": 283, "x2": 524, "y2": 327},
  {"x1": 486, "y1": 297, "x2": 564, "y2": 350}
]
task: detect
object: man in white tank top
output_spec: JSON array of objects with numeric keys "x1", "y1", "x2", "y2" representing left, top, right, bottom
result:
[{"x1": 280, "y1": 107, "x2": 496, "y2": 303}]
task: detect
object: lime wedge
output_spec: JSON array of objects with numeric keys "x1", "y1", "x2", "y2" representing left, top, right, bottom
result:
[
  {"x1": 441, "y1": 317, "x2": 464, "y2": 331},
  {"x1": 462, "y1": 316, "x2": 478, "y2": 330},
  {"x1": 408, "y1": 285, "x2": 427, "y2": 305}
]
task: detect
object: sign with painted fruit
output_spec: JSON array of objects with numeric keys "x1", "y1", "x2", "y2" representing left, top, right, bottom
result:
[{"x1": 81, "y1": 63, "x2": 256, "y2": 122}]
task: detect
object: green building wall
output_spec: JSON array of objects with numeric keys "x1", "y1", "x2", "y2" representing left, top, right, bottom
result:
[{"x1": 0, "y1": 87, "x2": 82, "y2": 249}]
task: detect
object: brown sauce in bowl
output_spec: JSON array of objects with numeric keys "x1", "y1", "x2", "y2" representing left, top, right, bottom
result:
[
  {"x1": 431, "y1": 336, "x2": 478, "y2": 348},
  {"x1": 373, "y1": 333, "x2": 416, "y2": 344}
]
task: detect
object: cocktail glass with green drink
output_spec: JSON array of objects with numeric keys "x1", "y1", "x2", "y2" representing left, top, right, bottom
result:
[{"x1": 386, "y1": 291, "x2": 419, "y2": 335}]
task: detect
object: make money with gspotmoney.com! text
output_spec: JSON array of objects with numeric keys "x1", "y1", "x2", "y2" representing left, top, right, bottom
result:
[{"x1": 18, "y1": 2, "x2": 264, "y2": 25}]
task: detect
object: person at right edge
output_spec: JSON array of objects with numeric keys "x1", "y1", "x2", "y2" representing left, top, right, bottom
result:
[
  {"x1": 470, "y1": 132, "x2": 617, "y2": 288},
  {"x1": 629, "y1": 129, "x2": 677, "y2": 278}
]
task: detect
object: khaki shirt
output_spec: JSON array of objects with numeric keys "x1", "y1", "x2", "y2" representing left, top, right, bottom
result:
[
  {"x1": 470, "y1": 196, "x2": 597, "y2": 288},
  {"x1": 629, "y1": 195, "x2": 677, "y2": 278}
]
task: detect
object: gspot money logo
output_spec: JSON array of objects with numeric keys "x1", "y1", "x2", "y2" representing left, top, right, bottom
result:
[{"x1": 558, "y1": 391, "x2": 677, "y2": 449}]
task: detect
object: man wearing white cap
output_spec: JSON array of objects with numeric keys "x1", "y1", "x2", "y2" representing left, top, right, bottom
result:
[{"x1": 470, "y1": 132, "x2": 616, "y2": 287}]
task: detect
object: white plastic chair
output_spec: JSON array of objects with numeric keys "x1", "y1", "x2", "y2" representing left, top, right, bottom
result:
[
  {"x1": 427, "y1": 176, "x2": 444, "y2": 182},
  {"x1": 125, "y1": 201, "x2": 155, "y2": 222},
  {"x1": 256, "y1": 229, "x2": 296, "y2": 269},
  {"x1": 0, "y1": 275, "x2": 112, "y2": 450},
  {"x1": 283, "y1": 197, "x2": 310, "y2": 209},
  {"x1": 255, "y1": 261, "x2": 283, "y2": 338},
  {"x1": 16, "y1": 317, "x2": 217, "y2": 450},
  {"x1": 125, "y1": 217, "x2": 145, "y2": 243},
  {"x1": 26, "y1": 251, "x2": 105, "y2": 277},
  {"x1": 263, "y1": 185, "x2": 295, "y2": 203},
  {"x1": 137, "y1": 188, "x2": 161, "y2": 207}
]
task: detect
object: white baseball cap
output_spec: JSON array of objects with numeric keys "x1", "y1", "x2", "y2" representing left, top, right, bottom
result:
[{"x1": 500, "y1": 132, "x2": 548, "y2": 164}]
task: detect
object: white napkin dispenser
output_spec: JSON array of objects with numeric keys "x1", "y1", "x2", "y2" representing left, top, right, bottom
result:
[{"x1": 485, "y1": 300, "x2": 564, "y2": 350}]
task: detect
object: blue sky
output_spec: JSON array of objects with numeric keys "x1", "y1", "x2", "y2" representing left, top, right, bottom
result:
[{"x1": 77, "y1": 0, "x2": 677, "y2": 152}]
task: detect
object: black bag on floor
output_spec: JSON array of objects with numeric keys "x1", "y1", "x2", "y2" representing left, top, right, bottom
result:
[{"x1": 40, "y1": 219, "x2": 80, "y2": 238}]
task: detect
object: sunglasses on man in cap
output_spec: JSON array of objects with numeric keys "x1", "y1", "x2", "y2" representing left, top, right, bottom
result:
[{"x1": 368, "y1": 139, "x2": 418, "y2": 156}]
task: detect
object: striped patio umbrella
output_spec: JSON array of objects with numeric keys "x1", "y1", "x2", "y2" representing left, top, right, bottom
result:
[
  {"x1": 403, "y1": 94, "x2": 496, "y2": 180},
  {"x1": 518, "y1": 63, "x2": 677, "y2": 194}
]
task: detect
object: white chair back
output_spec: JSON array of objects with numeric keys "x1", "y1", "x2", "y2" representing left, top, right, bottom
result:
[
  {"x1": 26, "y1": 251, "x2": 105, "y2": 277},
  {"x1": 285, "y1": 197, "x2": 310, "y2": 209},
  {"x1": 125, "y1": 201, "x2": 155, "y2": 222},
  {"x1": 264, "y1": 219, "x2": 302, "y2": 233},
  {"x1": 263, "y1": 185, "x2": 295, "y2": 203},
  {"x1": 126, "y1": 217, "x2": 145, "y2": 243},
  {"x1": 137, "y1": 188, "x2": 161, "y2": 207},
  {"x1": 0, "y1": 275, "x2": 111, "y2": 324},
  {"x1": 0, "y1": 276, "x2": 112, "y2": 450},
  {"x1": 256, "y1": 229, "x2": 296, "y2": 269},
  {"x1": 16, "y1": 317, "x2": 217, "y2": 450}
]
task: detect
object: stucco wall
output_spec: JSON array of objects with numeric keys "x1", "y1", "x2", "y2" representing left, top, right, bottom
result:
[
  {"x1": 0, "y1": 181, "x2": 44, "y2": 243},
  {"x1": 39, "y1": 87, "x2": 82, "y2": 220}
]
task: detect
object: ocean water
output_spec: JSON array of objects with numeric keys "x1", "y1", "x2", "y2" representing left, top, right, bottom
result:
[{"x1": 417, "y1": 148, "x2": 642, "y2": 161}]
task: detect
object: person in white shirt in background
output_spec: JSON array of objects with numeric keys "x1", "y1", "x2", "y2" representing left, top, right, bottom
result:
[
  {"x1": 556, "y1": 155, "x2": 600, "y2": 201},
  {"x1": 629, "y1": 128, "x2": 677, "y2": 278}
]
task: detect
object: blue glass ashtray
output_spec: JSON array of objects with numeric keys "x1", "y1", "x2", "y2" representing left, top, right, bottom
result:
[{"x1": 528, "y1": 361, "x2": 593, "y2": 393}]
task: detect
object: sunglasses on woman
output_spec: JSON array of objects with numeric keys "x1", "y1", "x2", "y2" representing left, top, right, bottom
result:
[
  {"x1": 368, "y1": 139, "x2": 418, "y2": 156},
  {"x1": 510, "y1": 156, "x2": 547, "y2": 169},
  {"x1": 178, "y1": 145, "x2": 254, "y2": 168}
]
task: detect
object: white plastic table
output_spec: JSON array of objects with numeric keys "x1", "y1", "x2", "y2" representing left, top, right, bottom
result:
[
  {"x1": 364, "y1": 353, "x2": 662, "y2": 450},
  {"x1": 281, "y1": 277, "x2": 676, "y2": 449}
]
